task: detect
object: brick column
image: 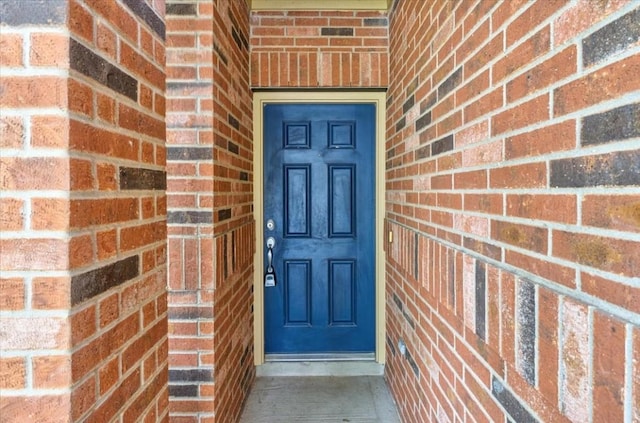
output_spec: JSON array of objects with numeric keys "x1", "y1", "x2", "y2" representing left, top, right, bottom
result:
[
  {"x1": 0, "y1": 0, "x2": 168, "y2": 421},
  {"x1": 166, "y1": 0, "x2": 254, "y2": 421}
]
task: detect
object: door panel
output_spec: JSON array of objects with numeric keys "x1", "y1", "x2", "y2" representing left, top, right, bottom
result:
[{"x1": 263, "y1": 103, "x2": 376, "y2": 355}]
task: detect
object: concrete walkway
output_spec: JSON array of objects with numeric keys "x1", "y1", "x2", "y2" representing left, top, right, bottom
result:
[{"x1": 240, "y1": 376, "x2": 401, "y2": 423}]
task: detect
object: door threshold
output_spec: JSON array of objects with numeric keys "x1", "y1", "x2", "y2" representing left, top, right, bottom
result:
[
  {"x1": 257, "y1": 358, "x2": 384, "y2": 377},
  {"x1": 265, "y1": 353, "x2": 375, "y2": 362}
]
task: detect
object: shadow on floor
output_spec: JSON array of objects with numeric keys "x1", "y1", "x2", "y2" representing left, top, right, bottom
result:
[{"x1": 240, "y1": 376, "x2": 401, "y2": 423}]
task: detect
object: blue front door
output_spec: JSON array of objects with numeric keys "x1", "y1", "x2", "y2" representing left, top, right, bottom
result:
[{"x1": 263, "y1": 103, "x2": 376, "y2": 355}]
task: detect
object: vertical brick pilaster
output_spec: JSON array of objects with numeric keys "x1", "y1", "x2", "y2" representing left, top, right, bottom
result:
[{"x1": 166, "y1": 0, "x2": 255, "y2": 421}]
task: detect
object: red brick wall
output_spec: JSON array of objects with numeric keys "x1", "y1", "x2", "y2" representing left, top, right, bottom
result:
[
  {"x1": 165, "y1": 0, "x2": 254, "y2": 421},
  {"x1": 0, "y1": 0, "x2": 168, "y2": 421},
  {"x1": 250, "y1": 9, "x2": 388, "y2": 88},
  {"x1": 385, "y1": 1, "x2": 639, "y2": 422}
]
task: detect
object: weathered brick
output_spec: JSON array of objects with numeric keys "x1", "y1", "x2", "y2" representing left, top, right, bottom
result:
[
  {"x1": 70, "y1": 256, "x2": 140, "y2": 306},
  {"x1": 592, "y1": 311, "x2": 626, "y2": 422},
  {"x1": 0, "y1": 356, "x2": 26, "y2": 389},
  {"x1": 506, "y1": 194, "x2": 577, "y2": 224},
  {"x1": 505, "y1": 120, "x2": 576, "y2": 160},
  {"x1": 582, "y1": 194, "x2": 640, "y2": 233},
  {"x1": 0, "y1": 198, "x2": 24, "y2": 231},
  {"x1": 581, "y1": 103, "x2": 640, "y2": 146},
  {"x1": 554, "y1": 54, "x2": 640, "y2": 116},
  {"x1": 554, "y1": 0, "x2": 629, "y2": 46},
  {"x1": 33, "y1": 355, "x2": 71, "y2": 388},
  {"x1": 550, "y1": 150, "x2": 640, "y2": 188},
  {"x1": 507, "y1": 45, "x2": 577, "y2": 102},
  {"x1": 553, "y1": 230, "x2": 639, "y2": 277},
  {"x1": 583, "y1": 7, "x2": 640, "y2": 67},
  {"x1": 516, "y1": 279, "x2": 536, "y2": 386},
  {"x1": 30, "y1": 33, "x2": 69, "y2": 67},
  {"x1": 494, "y1": 26, "x2": 550, "y2": 84},
  {"x1": 0, "y1": 33, "x2": 23, "y2": 67},
  {"x1": 582, "y1": 272, "x2": 640, "y2": 314},
  {"x1": 491, "y1": 377, "x2": 537, "y2": 423},
  {"x1": 492, "y1": 220, "x2": 548, "y2": 254},
  {"x1": 490, "y1": 162, "x2": 547, "y2": 189},
  {"x1": 0, "y1": 76, "x2": 67, "y2": 109},
  {"x1": 492, "y1": 94, "x2": 549, "y2": 136}
]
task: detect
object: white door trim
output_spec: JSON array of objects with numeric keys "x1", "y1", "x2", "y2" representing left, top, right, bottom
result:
[{"x1": 252, "y1": 91, "x2": 386, "y2": 365}]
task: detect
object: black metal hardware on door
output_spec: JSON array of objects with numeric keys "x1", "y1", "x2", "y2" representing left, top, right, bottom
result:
[{"x1": 264, "y1": 237, "x2": 276, "y2": 287}]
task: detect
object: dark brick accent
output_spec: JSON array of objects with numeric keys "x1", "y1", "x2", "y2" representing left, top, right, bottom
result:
[
  {"x1": 416, "y1": 145, "x2": 431, "y2": 160},
  {"x1": 213, "y1": 43, "x2": 229, "y2": 66},
  {"x1": 168, "y1": 369, "x2": 213, "y2": 382},
  {"x1": 232, "y1": 27, "x2": 248, "y2": 51},
  {"x1": 70, "y1": 39, "x2": 137, "y2": 101},
  {"x1": 121, "y1": 0, "x2": 165, "y2": 39},
  {"x1": 240, "y1": 171, "x2": 249, "y2": 181},
  {"x1": 321, "y1": 27, "x2": 354, "y2": 36},
  {"x1": 518, "y1": 279, "x2": 536, "y2": 385},
  {"x1": 402, "y1": 309, "x2": 415, "y2": 328},
  {"x1": 432, "y1": 134, "x2": 454, "y2": 156},
  {"x1": 491, "y1": 377, "x2": 538, "y2": 423},
  {"x1": 218, "y1": 209, "x2": 232, "y2": 221},
  {"x1": 421, "y1": 91, "x2": 437, "y2": 113},
  {"x1": 550, "y1": 150, "x2": 640, "y2": 187},
  {"x1": 120, "y1": 167, "x2": 166, "y2": 190},
  {"x1": 386, "y1": 335, "x2": 396, "y2": 356},
  {"x1": 438, "y1": 67, "x2": 462, "y2": 99},
  {"x1": 167, "y1": 147, "x2": 213, "y2": 161},
  {"x1": 582, "y1": 103, "x2": 640, "y2": 146},
  {"x1": 228, "y1": 13, "x2": 248, "y2": 50},
  {"x1": 364, "y1": 18, "x2": 388, "y2": 26},
  {"x1": 386, "y1": 147, "x2": 395, "y2": 160},
  {"x1": 386, "y1": 94, "x2": 394, "y2": 108},
  {"x1": 475, "y1": 260, "x2": 486, "y2": 341},
  {"x1": 166, "y1": 81, "x2": 213, "y2": 94},
  {"x1": 403, "y1": 95, "x2": 415, "y2": 114},
  {"x1": 168, "y1": 384, "x2": 198, "y2": 397},
  {"x1": 406, "y1": 351, "x2": 420, "y2": 377},
  {"x1": 583, "y1": 8, "x2": 640, "y2": 67},
  {"x1": 228, "y1": 114, "x2": 240, "y2": 130},
  {"x1": 167, "y1": 211, "x2": 213, "y2": 224},
  {"x1": 415, "y1": 111, "x2": 431, "y2": 131},
  {"x1": 71, "y1": 255, "x2": 139, "y2": 305},
  {"x1": 395, "y1": 116, "x2": 406, "y2": 132},
  {"x1": 168, "y1": 306, "x2": 214, "y2": 319},
  {"x1": 166, "y1": 3, "x2": 197, "y2": 15},
  {"x1": 392, "y1": 293, "x2": 403, "y2": 311},
  {"x1": 228, "y1": 141, "x2": 239, "y2": 154},
  {"x1": 0, "y1": 0, "x2": 66, "y2": 25},
  {"x1": 406, "y1": 77, "x2": 419, "y2": 98}
]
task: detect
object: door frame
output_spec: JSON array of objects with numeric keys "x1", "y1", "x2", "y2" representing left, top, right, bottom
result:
[{"x1": 252, "y1": 91, "x2": 386, "y2": 365}]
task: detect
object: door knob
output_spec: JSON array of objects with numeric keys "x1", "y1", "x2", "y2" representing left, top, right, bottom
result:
[{"x1": 265, "y1": 237, "x2": 276, "y2": 287}]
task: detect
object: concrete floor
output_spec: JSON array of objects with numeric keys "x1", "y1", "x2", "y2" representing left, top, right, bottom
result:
[{"x1": 239, "y1": 376, "x2": 401, "y2": 423}]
